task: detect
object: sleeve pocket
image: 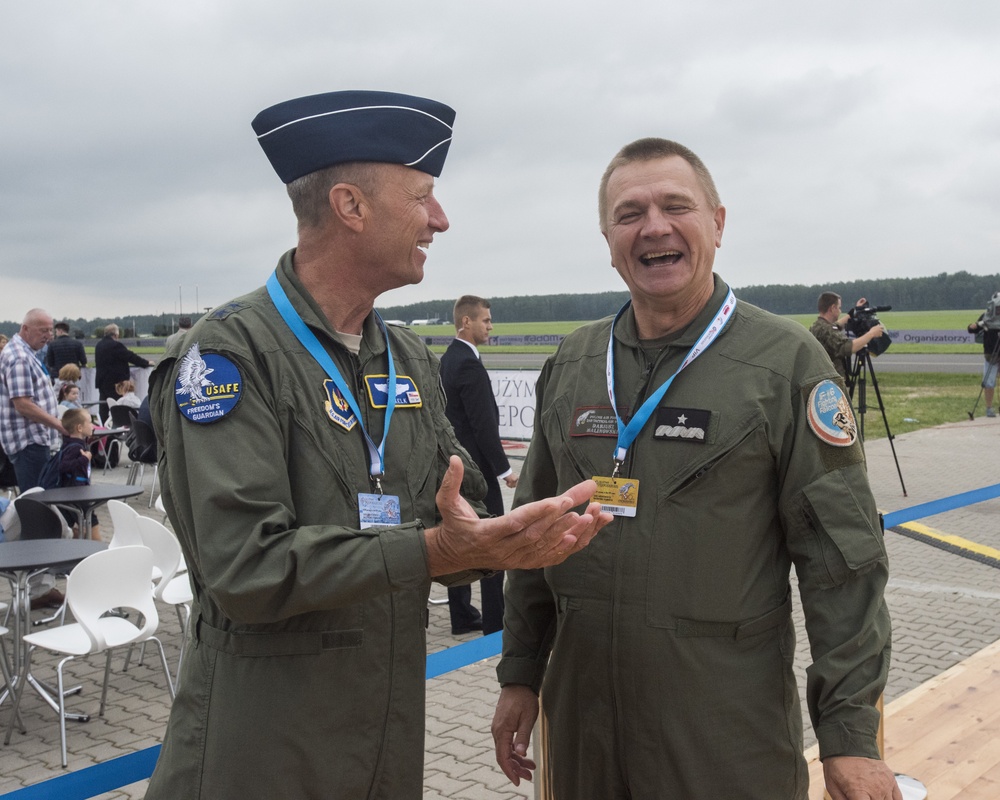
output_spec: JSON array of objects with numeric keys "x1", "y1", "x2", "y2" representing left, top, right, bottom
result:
[{"x1": 801, "y1": 468, "x2": 886, "y2": 588}]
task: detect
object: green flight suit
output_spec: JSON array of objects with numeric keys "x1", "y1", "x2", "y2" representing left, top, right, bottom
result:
[
  {"x1": 145, "y1": 251, "x2": 486, "y2": 800},
  {"x1": 499, "y1": 276, "x2": 891, "y2": 799}
]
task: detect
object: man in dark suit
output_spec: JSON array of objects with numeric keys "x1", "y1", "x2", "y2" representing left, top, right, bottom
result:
[
  {"x1": 45, "y1": 321, "x2": 87, "y2": 379},
  {"x1": 440, "y1": 295, "x2": 518, "y2": 635},
  {"x1": 94, "y1": 323, "x2": 152, "y2": 423}
]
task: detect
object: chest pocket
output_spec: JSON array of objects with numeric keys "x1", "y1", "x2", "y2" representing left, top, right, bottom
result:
[
  {"x1": 645, "y1": 422, "x2": 786, "y2": 627},
  {"x1": 541, "y1": 393, "x2": 618, "y2": 487}
]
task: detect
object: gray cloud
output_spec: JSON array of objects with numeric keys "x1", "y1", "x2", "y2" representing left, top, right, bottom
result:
[{"x1": 3, "y1": 1, "x2": 999, "y2": 323}]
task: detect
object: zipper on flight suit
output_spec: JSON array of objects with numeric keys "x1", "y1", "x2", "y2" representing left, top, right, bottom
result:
[{"x1": 607, "y1": 337, "x2": 671, "y2": 791}]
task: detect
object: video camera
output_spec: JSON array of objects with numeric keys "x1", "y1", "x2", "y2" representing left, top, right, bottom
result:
[
  {"x1": 845, "y1": 303, "x2": 892, "y2": 356},
  {"x1": 982, "y1": 292, "x2": 1000, "y2": 331}
]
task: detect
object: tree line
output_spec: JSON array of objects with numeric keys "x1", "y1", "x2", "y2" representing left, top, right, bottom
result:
[
  {"x1": 377, "y1": 271, "x2": 1000, "y2": 323},
  {"x1": 3, "y1": 271, "x2": 998, "y2": 337}
]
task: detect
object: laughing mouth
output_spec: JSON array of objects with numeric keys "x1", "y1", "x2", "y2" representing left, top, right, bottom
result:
[{"x1": 639, "y1": 251, "x2": 682, "y2": 267}]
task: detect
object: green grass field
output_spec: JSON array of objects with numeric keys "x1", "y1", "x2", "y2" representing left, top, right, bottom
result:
[
  {"x1": 412, "y1": 309, "x2": 985, "y2": 355},
  {"x1": 848, "y1": 372, "x2": 983, "y2": 439}
]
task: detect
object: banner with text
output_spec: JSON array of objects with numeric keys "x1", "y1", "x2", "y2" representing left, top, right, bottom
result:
[{"x1": 490, "y1": 369, "x2": 540, "y2": 440}]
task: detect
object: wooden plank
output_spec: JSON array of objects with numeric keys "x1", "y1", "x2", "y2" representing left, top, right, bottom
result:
[{"x1": 807, "y1": 639, "x2": 1000, "y2": 799}]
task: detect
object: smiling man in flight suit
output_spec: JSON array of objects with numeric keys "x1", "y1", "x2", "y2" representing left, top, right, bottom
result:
[
  {"x1": 143, "y1": 90, "x2": 611, "y2": 800},
  {"x1": 492, "y1": 138, "x2": 901, "y2": 800}
]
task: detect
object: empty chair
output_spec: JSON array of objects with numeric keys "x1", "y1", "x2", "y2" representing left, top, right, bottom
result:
[
  {"x1": 133, "y1": 516, "x2": 193, "y2": 683},
  {"x1": 3, "y1": 545, "x2": 174, "y2": 767},
  {"x1": 106, "y1": 500, "x2": 143, "y2": 549}
]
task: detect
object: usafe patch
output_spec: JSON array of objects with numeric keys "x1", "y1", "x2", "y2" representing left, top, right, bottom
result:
[
  {"x1": 323, "y1": 380, "x2": 358, "y2": 431},
  {"x1": 364, "y1": 375, "x2": 422, "y2": 408},
  {"x1": 653, "y1": 407, "x2": 710, "y2": 443},
  {"x1": 175, "y1": 343, "x2": 243, "y2": 424},
  {"x1": 570, "y1": 406, "x2": 624, "y2": 437}
]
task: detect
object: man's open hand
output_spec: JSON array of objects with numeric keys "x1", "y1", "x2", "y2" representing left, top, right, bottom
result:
[{"x1": 425, "y1": 456, "x2": 612, "y2": 576}]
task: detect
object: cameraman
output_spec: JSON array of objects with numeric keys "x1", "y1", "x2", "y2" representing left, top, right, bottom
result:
[
  {"x1": 967, "y1": 302, "x2": 1000, "y2": 417},
  {"x1": 810, "y1": 292, "x2": 885, "y2": 379}
]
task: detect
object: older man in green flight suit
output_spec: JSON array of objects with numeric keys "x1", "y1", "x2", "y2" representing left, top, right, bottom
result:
[{"x1": 493, "y1": 138, "x2": 901, "y2": 800}]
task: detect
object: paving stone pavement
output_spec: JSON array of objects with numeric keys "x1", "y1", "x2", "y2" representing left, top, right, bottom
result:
[{"x1": 1, "y1": 416, "x2": 998, "y2": 798}]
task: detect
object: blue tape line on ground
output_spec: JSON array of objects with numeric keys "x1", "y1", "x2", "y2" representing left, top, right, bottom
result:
[
  {"x1": 0, "y1": 745, "x2": 161, "y2": 800},
  {"x1": 426, "y1": 630, "x2": 502, "y2": 679},
  {"x1": 883, "y1": 483, "x2": 1000, "y2": 529},
  {"x1": 13, "y1": 482, "x2": 1000, "y2": 800}
]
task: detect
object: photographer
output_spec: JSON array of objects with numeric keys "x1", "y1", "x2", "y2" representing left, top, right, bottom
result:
[
  {"x1": 967, "y1": 296, "x2": 1000, "y2": 417},
  {"x1": 810, "y1": 292, "x2": 885, "y2": 379}
]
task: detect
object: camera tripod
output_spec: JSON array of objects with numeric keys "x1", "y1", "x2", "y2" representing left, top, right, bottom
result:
[
  {"x1": 967, "y1": 334, "x2": 1000, "y2": 420},
  {"x1": 846, "y1": 348, "x2": 907, "y2": 496}
]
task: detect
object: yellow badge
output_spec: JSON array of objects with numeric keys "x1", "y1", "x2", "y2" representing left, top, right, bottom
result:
[{"x1": 592, "y1": 475, "x2": 640, "y2": 518}]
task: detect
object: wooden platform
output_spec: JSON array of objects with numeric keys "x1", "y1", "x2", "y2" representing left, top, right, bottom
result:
[{"x1": 807, "y1": 638, "x2": 1000, "y2": 799}]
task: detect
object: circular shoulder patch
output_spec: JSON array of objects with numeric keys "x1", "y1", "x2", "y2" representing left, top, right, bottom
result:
[
  {"x1": 174, "y1": 343, "x2": 243, "y2": 424},
  {"x1": 806, "y1": 380, "x2": 858, "y2": 447}
]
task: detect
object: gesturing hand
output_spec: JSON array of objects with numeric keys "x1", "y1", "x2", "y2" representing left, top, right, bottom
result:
[{"x1": 425, "y1": 456, "x2": 612, "y2": 576}]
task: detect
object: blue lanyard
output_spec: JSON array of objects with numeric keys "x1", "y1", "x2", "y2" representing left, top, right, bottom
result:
[
  {"x1": 606, "y1": 289, "x2": 736, "y2": 474},
  {"x1": 266, "y1": 271, "x2": 396, "y2": 487}
]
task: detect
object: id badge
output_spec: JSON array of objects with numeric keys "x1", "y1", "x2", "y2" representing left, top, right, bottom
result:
[
  {"x1": 358, "y1": 493, "x2": 402, "y2": 529},
  {"x1": 591, "y1": 475, "x2": 639, "y2": 518}
]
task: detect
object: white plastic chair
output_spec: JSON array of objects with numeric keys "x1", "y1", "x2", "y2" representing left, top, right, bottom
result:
[
  {"x1": 3, "y1": 545, "x2": 175, "y2": 767},
  {"x1": 107, "y1": 500, "x2": 165, "y2": 583},
  {"x1": 133, "y1": 516, "x2": 193, "y2": 683},
  {"x1": 151, "y1": 496, "x2": 186, "y2": 574},
  {"x1": 106, "y1": 500, "x2": 143, "y2": 549}
]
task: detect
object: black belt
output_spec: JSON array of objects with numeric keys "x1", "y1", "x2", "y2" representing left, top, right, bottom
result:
[{"x1": 194, "y1": 616, "x2": 363, "y2": 657}]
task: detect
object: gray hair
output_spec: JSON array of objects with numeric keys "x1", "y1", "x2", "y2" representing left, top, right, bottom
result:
[
  {"x1": 286, "y1": 162, "x2": 382, "y2": 229},
  {"x1": 598, "y1": 138, "x2": 720, "y2": 233}
]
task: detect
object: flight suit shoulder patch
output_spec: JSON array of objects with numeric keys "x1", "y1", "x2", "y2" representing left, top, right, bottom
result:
[
  {"x1": 174, "y1": 343, "x2": 244, "y2": 424},
  {"x1": 802, "y1": 379, "x2": 864, "y2": 470}
]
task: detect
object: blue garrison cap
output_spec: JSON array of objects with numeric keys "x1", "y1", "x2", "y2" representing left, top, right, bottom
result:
[{"x1": 251, "y1": 90, "x2": 456, "y2": 183}]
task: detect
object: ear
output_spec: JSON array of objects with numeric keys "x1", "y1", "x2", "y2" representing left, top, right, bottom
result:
[
  {"x1": 714, "y1": 205, "x2": 726, "y2": 248},
  {"x1": 329, "y1": 183, "x2": 369, "y2": 233}
]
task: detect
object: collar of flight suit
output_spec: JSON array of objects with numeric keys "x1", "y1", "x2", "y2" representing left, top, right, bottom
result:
[
  {"x1": 275, "y1": 248, "x2": 388, "y2": 361},
  {"x1": 612, "y1": 273, "x2": 736, "y2": 351}
]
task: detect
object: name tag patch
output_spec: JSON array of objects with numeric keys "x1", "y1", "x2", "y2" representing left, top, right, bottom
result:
[
  {"x1": 571, "y1": 406, "x2": 626, "y2": 437},
  {"x1": 806, "y1": 380, "x2": 857, "y2": 447},
  {"x1": 323, "y1": 380, "x2": 358, "y2": 431},
  {"x1": 653, "y1": 407, "x2": 709, "y2": 442},
  {"x1": 175, "y1": 344, "x2": 243, "y2": 424},
  {"x1": 364, "y1": 375, "x2": 422, "y2": 408}
]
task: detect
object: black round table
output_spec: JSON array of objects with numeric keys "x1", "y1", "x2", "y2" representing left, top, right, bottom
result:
[{"x1": 31, "y1": 484, "x2": 143, "y2": 539}]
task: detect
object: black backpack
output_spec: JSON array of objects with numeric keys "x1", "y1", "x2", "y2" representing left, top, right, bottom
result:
[{"x1": 36, "y1": 441, "x2": 86, "y2": 490}]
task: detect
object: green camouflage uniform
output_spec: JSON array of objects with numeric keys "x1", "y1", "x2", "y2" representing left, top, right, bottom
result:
[{"x1": 809, "y1": 315, "x2": 852, "y2": 378}]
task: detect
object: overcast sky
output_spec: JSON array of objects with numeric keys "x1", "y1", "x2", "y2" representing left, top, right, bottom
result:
[{"x1": 3, "y1": 1, "x2": 1000, "y2": 324}]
